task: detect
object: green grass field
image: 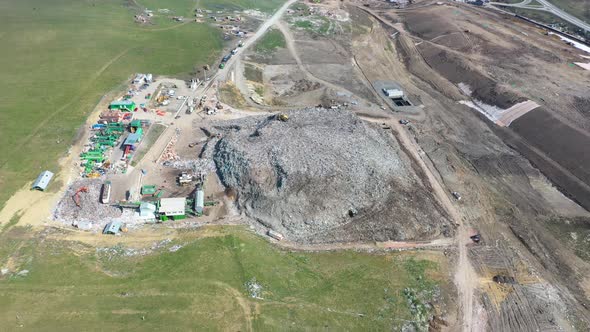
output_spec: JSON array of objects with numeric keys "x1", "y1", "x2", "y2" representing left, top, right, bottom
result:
[
  {"x1": 0, "y1": 0, "x2": 287, "y2": 211},
  {"x1": 254, "y1": 29, "x2": 287, "y2": 54},
  {"x1": 131, "y1": 123, "x2": 167, "y2": 167},
  {"x1": 0, "y1": 226, "x2": 449, "y2": 331}
]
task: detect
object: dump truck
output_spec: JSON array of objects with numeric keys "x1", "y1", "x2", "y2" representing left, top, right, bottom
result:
[
  {"x1": 267, "y1": 230, "x2": 284, "y2": 241},
  {"x1": 101, "y1": 181, "x2": 112, "y2": 204}
]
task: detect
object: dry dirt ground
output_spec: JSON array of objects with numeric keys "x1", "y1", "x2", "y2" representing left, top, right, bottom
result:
[
  {"x1": 233, "y1": 0, "x2": 590, "y2": 330},
  {"x1": 4, "y1": 0, "x2": 590, "y2": 330},
  {"x1": 344, "y1": 0, "x2": 590, "y2": 330}
]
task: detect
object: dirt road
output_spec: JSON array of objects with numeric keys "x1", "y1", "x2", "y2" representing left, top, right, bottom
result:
[
  {"x1": 275, "y1": 20, "x2": 369, "y2": 101},
  {"x1": 278, "y1": 237, "x2": 453, "y2": 252},
  {"x1": 215, "y1": 0, "x2": 299, "y2": 81},
  {"x1": 360, "y1": 114, "x2": 478, "y2": 331}
]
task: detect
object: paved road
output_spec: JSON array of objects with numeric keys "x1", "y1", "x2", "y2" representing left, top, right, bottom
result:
[{"x1": 491, "y1": 0, "x2": 590, "y2": 32}]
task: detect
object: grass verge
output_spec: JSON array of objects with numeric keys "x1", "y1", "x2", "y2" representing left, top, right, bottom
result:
[
  {"x1": 0, "y1": 226, "x2": 450, "y2": 331},
  {"x1": 254, "y1": 29, "x2": 287, "y2": 55},
  {"x1": 131, "y1": 123, "x2": 167, "y2": 167}
]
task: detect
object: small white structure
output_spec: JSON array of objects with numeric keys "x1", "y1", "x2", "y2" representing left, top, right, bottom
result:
[
  {"x1": 139, "y1": 202, "x2": 157, "y2": 218},
  {"x1": 159, "y1": 198, "x2": 186, "y2": 217},
  {"x1": 195, "y1": 189, "x2": 204, "y2": 214},
  {"x1": 267, "y1": 230, "x2": 284, "y2": 241},
  {"x1": 32, "y1": 170, "x2": 54, "y2": 191},
  {"x1": 383, "y1": 88, "x2": 404, "y2": 98},
  {"x1": 133, "y1": 73, "x2": 145, "y2": 84},
  {"x1": 145, "y1": 73, "x2": 153, "y2": 83}
]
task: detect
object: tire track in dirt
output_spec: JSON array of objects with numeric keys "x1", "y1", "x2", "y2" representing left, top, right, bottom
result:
[{"x1": 1, "y1": 48, "x2": 132, "y2": 170}]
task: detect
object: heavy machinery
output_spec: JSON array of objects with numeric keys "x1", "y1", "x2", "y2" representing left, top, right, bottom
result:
[
  {"x1": 178, "y1": 172, "x2": 193, "y2": 186},
  {"x1": 276, "y1": 114, "x2": 289, "y2": 122},
  {"x1": 72, "y1": 187, "x2": 88, "y2": 207}
]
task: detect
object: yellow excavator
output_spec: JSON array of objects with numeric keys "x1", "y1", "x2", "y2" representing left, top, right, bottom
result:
[{"x1": 276, "y1": 114, "x2": 289, "y2": 122}]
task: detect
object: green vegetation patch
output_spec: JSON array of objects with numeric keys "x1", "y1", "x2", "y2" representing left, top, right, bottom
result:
[
  {"x1": 1, "y1": 212, "x2": 22, "y2": 232},
  {"x1": 131, "y1": 123, "x2": 167, "y2": 167},
  {"x1": 254, "y1": 29, "x2": 286, "y2": 55},
  {"x1": 219, "y1": 83, "x2": 248, "y2": 108},
  {"x1": 0, "y1": 0, "x2": 224, "y2": 210},
  {"x1": 198, "y1": 0, "x2": 287, "y2": 13},
  {"x1": 291, "y1": 15, "x2": 333, "y2": 36},
  {"x1": 244, "y1": 63, "x2": 264, "y2": 83},
  {"x1": 545, "y1": 216, "x2": 590, "y2": 262},
  {"x1": 0, "y1": 227, "x2": 448, "y2": 331}
]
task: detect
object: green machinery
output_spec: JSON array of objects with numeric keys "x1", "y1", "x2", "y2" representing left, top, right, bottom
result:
[
  {"x1": 129, "y1": 120, "x2": 142, "y2": 133},
  {"x1": 105, "y1": 122, "x2": 125, "y2": 134},
  {"x1": 141, "y1": 185, "x2": 164, "y2": 197},
  {"x1": 95, "y1": 139, "x2": 116, "y2": 147},
  {"x1": 80, "y1": 151, "x2": 105, "y2": 162}
]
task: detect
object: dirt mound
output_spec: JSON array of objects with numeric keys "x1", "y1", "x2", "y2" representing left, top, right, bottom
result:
[{"x1": 212, "y1": 108, "x2": 453, "y2": 243}]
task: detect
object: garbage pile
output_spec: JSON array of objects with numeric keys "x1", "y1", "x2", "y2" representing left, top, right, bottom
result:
[
  {"x1": 53, "y1": 179, "x2": 129, "y2": 229},
  {"x1": 159, "y1": 128, "x2": 181, "y2": 163},
  {"x1": 213, "y1": 108, "x2": 454, "y2": 244},
  {"x1": 164, "y1": 158, "x2": 216, "y2": 174}
]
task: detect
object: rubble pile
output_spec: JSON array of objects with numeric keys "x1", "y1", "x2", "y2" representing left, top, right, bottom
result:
[
  {"x1": 53, "y1": 179, "x2": 130, "y2": 228},
  {"x1": 213, "y1": 108, "x2": 453, "y2": 244},
  {"x1": 159, "y1": 129, "x2": 181, "y2": 163},
  {"x1": 165, "y1": 158, "x2": 216, "y2": 173}
]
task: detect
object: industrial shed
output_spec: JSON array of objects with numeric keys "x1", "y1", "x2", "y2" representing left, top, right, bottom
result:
[
  {"x1": 109, "y1": 100, "x2": 136, "y2": 111},
  {"x1": 32, "y1": 170, "x2": 54, "y2": 191},
  {"x1": 158, "y1": 198, "x2": 186, "y2": 221}
]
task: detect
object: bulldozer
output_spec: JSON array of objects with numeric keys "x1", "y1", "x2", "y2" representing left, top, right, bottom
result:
[{"x1": 276, "y1": 114, "x2": 289, "y2": 122}]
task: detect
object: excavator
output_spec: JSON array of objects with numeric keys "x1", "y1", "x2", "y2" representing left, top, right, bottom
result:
[
  {"x1": 276, "y1": 114, "x2": 289, "y2": 122},
  {"x1": 72, "y1": 186, "x2": 88, "y2": 208}
]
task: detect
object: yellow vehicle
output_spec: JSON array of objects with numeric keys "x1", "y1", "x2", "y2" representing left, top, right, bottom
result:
[{"x1": 277, "y1": 114, "x2": 289, "y2": 122}]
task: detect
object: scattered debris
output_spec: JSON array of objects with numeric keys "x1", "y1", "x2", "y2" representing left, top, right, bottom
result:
[{"x1": 245, "y1": 277, "x2": 264, "y2": 299}]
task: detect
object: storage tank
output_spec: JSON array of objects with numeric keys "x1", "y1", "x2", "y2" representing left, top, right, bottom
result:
[{"x1": 195, "y1": 189, "x2": 204, "y2": 214}]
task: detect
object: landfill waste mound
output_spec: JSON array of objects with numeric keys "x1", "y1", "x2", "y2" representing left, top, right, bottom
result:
[
  {"x1": 53, "y1": 179, "x2": 124, "y2": 228},
  {"x1": 213, "y1": 108, "x2": 454, "y2": 243}
]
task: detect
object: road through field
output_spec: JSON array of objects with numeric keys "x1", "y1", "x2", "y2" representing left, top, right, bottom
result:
[
  {"x1": 361, "y1": 114, "x2": 478, "y2": 332},
  {"x1": 215, "y1": 0, "x2": 298, "y2": 81},
  {"x1": 490, "y1": 0, "x2": 590, "y2": 32}
]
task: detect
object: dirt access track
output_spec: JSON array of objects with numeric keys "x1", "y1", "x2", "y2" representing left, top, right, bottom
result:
[
  {"x1": 3, "y1": 0, "x2": 590, "y2": 330},
  {"x1": 341, "y1": 0, "x2": 590, "y2": 330},
  {"x1": 219, "y1": 0, "x2": 590, "y2": 328}
]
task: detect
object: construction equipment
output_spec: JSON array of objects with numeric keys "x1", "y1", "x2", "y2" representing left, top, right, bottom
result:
[
  {"x1": 72, "y1": 187, "x2": 89, "y2": 208},
  {"x1": 178, "y1": 172, "x2": 193, "y2": 186},
  {"x1": 276, "y1": 114, "x2": 289, "y2": 122},
  {"x1": 452, "y1": 191, "x2": 462, "y2": 200}
]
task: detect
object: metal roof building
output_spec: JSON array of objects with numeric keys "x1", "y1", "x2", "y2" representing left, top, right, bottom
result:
[
  {"x1": 103, "y1": 220, "x2": 122, "y2": 235},
  {"x1": 159, "y1": 198, "x2": 186, "y2": 221},
  {"x1": 124, "y1": 132, "x2": 142, "y2": 146},
  {"x1": 32, "y1": 170, "x2": 54, "y2": 191},
  {"x1": 109, "y1": 100, "x2": 136, "y2": 111},
  {"x1": 195, "y1": 189, "x2": 204, "y2": 214}
]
